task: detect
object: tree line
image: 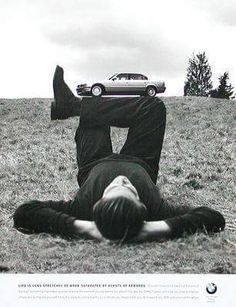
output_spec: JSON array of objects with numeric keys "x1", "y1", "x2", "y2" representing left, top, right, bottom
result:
[{"x1": 184, "y1": 52, "x2": 234, "y2": 99}]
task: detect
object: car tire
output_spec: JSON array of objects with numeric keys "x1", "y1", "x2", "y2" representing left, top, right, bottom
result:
[
  {"x1": 146, "y1": 86, "x2": 157, "y2": 97},
  {"x1": 91, "y1": 84, "x2": 103, "y2": 97}
]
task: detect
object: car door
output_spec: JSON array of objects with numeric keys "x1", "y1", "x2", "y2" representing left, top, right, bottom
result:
[
  {"x1": 128, "y1": 74, "x2": 147, "y2": 93},
  {"x1": 110, "y1": 73, "x2": 129, "y2": 94}
]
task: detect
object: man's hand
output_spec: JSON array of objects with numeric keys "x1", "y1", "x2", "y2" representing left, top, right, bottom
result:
[
  {"x1": 72, "y1": 220, "x2": 104, "y2": 241},
  {"x1": 131, "y1": 221, "x2": 172, "y2": 243}
]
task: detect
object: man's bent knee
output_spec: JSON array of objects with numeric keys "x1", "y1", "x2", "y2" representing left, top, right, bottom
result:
[{"x1": 149, "y1": 98, "x2": 166, "y2": 120}]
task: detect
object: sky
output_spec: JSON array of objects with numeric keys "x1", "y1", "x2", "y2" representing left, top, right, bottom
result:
[{"x1": 0, "y1": 0, "x2": 235, "y2": 98}]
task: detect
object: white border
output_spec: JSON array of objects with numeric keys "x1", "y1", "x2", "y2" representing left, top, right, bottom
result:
[{"x1": 1, "y1": 274, "x2": 236, "y2": 307}]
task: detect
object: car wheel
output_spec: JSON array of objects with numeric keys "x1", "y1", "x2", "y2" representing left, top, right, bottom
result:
[
  {"x1": 146, "y1": 86, "x2": 157, "y2": 97},
  {"x1": 91, "y1": 85, "x2": 103, "y2": 97}
]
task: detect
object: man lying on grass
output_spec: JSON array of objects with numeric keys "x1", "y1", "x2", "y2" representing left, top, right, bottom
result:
[{"x1": 13, "y1": 66, "x2": 225, "y2": 243}]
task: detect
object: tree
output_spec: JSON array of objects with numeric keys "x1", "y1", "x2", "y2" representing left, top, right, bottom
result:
[
  {"x1": 210, "y1": 72, "x2": 234, "y2": 99},
  {"x1": 184, "y1": 52, "x2": 213, "y2": 97}
]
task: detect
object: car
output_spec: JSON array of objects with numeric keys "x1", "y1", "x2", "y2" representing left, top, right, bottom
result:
[{"x1": 76, "y1": 73, "x2": 166, "y2": 97}]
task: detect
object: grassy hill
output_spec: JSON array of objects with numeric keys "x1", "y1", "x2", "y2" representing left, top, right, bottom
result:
[{"x1": 0, "y1": 96, "x2": 235, "y2": 273}]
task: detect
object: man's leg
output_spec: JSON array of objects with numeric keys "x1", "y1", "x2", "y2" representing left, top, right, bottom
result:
[
  {"x1": 120, "y1": 99, "x2": 166, "y2": 180},
  {"x1": 75, "y1": 125, "x2": 112, "y2": 186},
  {"x1": 75, "y1": 125, "x2": 112, "y2": 169},
  {"x1": 79, "y1": 97, "x2": 166, "y2": 182}
]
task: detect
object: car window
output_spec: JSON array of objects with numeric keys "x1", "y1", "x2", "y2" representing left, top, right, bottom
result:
[
  {"x1": 129, "y1": 74, "x2": 148, "y2": 80},
  {"x1": 130, "y1": 74, "x2": 138, "y2": 80},
  {"x1": 116, "y1": 74, "x2": 128, "y2": 80},
  {"x1": 139, "y1": 74, "x2": 148, "y2": 80}
]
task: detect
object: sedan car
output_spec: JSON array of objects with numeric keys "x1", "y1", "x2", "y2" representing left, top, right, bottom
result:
[{"x1": 76, "y1": 73, "x2": 166, "y2": 97}]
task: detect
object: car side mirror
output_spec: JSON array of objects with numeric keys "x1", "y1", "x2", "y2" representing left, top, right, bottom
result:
[{"x1": 112, "y1": 77, "x2": 117, "y2": 81}]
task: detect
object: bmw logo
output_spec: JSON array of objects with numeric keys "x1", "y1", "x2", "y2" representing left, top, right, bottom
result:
[{"x1": 206, "y1": 283, "x2": 217, "y2": 294}]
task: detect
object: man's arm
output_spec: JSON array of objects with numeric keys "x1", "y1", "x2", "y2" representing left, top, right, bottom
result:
[
  {"x1": 13, "y1": 200, "x2": 77, "y2": 235},
  {"x1": 133, "y1": 206, "x2": 225, "y2": 242},
  {"x1": 13, "y1": 200, "x2": 104, "y2": 241},
  {"x1": 164, "y1": 206, "x2": 225, "y2": 239}
]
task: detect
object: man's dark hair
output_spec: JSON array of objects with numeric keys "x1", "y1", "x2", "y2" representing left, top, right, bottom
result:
[{"x1": 93, "y1": 196, "x2": 147, "y2": 242}]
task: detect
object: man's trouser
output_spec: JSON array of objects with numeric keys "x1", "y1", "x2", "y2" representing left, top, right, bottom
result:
[{"x1": 75, "y1": 97, "x2": 166, "y2": 186}]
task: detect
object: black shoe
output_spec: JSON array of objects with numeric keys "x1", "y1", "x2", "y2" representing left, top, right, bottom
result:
[{"x1": 51, "y1": 65, "x2": 81, "y2": 120}]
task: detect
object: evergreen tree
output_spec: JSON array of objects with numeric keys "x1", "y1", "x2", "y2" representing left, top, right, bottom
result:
[
  {"x1": 184, "y1": 52, "x2": 213, "y2": 96},
  {"x1": 210, "y1": 72, "x2": 234, "y2": 99}
]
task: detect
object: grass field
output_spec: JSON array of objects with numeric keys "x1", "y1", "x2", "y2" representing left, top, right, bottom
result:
[{"x1": 0, "y1": 96, "x2": 235, "y2": 274}]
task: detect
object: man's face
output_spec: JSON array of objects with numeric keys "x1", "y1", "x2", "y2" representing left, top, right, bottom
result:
[{"x1": 103, "y1": 176, "x2": 140, "y2": 201}]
